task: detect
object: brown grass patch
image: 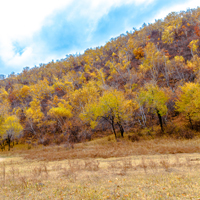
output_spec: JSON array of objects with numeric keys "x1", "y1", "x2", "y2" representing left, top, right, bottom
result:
[{"x1": 16, "y1": 137, "x2": 200, "y2": 161}]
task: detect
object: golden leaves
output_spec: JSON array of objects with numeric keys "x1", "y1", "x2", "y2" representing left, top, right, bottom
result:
[
  {"x1": 139, "y1": 83, "x2": 169, "y2": 116},
  {"x1": 188, "y1": 39, "x2": 199, "y2": 56},
  {"x1": 175, "y1": 82, "x2": 200, "y2": 122},
  {"x1": 26, "y1": 99, "x2": 44, "y2": 124},
  {"x1": 1, "y1": 115, "x2": 23, "y2": 138}
]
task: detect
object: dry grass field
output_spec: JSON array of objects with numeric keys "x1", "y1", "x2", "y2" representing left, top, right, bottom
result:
[{"x1": 1, "y1": 136, "x2": 200, "y2": 199}]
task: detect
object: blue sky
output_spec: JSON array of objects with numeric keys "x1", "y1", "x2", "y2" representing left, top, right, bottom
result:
[{"x1": 0, "y1": 0, "x2": 200, "y2": 76}]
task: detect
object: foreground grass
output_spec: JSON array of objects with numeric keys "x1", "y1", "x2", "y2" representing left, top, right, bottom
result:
[
  {"x1": 1, "y1": 137, "x2": 200, "y2": 199},
  {"x1": 1, "y1": 154, "x2": 200, "y2": 199}
]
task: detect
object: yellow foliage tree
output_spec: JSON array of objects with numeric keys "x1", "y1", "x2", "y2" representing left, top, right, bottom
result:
[
  {"x1": 138, "y1": 83, "x2": 169, "y2": 132},
  {"x1": 14, "y1": 85, "x2": 31, "y2": 103},
  {"x1": 80, "y1": 89, "x2": 133, "y2": 139},
  {"x1": 69, "y1": 81, "x2": 101, "y2": 114},
  {"x1": 175, "y1": 82, "x2": 200, "y2": 129},
  {"x1": 48, "y1": 100, "x2": 72, "y2": 132},
  {"x1": 139, "y1": 42, "x2": 167, "y2": 80},
  {"x1": 133, "y1": 47, "x2": 144, "y2": 59},
  {"x1": 187, "y1": 55, "x2": 200, "y2": 73},
  {"x1": 0, "y1": 87, "x2": 10, "y2": 117},
  {"x1": 25, "y1": 98, "x2": 44, "y2": 127},
  {"x1": 162, "y1": 26, "x2": 175, "y2": 44},
  {"x1": 30, "y1": 78, "x2": 54, "y2": 100},
  {"x1": 1, "y1": 115, "x2": 23, "y2": 150},
  {"x1": 188, "y1": 39, "x2": 199, "y2": 56}
]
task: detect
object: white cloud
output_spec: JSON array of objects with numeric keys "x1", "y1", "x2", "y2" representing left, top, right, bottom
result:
[
  {"x1": 0, "y1": 0, "x2": 156, "y2": 74},
  {"x1": 0, "y1": 0, "x2": 72, "y2": 39},
  {"x1": 67, "y1": 0, "x2": 154, "y2": 21},
  {"x1": 0, "y1": 0, "x2": 73, "y2": 73},
  {"x1": 153, "y1": 0, "x2": 200, "y2": 22},
  {"x1": 63, "y1": 0, "x2": 156, "y2": 44}
]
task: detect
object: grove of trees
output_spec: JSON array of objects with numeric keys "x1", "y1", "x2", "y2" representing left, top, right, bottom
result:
[{"x1": 1, "y1": 7, "x2": 200, "y2": 148}]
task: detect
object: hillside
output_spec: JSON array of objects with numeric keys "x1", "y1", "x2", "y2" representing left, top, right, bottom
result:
[{"x1": 1, "y1": 7, "x2": 200, "y2": 147}]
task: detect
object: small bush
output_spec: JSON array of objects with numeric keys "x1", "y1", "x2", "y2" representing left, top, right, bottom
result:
[
  {"x1": 107, "y1": 136, "x2": 111, "y2": 141},
  {"x1": 43, "y1": 138, "x2": 51, "y2": 146},
  {"x1": 165, "y1": 125, "x2": 195, "y2": 139},
  {"x1": 128, "y1": 134, "x2": 140, "y2": 142},
  {"x1": 54, "y1": 138, "x2": 62, "y2": 145},
  {"x1": 176, "y1": 129, "x2": 194, "y2": 139},
  {"x1": 165, "y1": 124, "x2": 176, "y2": 135}
]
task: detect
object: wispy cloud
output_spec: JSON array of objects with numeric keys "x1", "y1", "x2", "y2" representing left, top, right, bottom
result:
[
  {"x1": 153, "y1": 0, "x2": 200, "y2": 22},
  {"x1": 0, "y1": 0, "x2": 199, "y2": 75},
  {"x1": 0, "y1": 0, "x2": 72, "y2": 74}
]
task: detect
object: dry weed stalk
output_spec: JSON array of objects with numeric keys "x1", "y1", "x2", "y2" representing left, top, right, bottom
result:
[
  {"x1": 58, "y1": 160, "x2": 82, "y2": 181},
  {"x1": 175, "y1": 155, "x2": 181, "y2": 167},
  {"x1": 84, "y1": 160, "x2": 100, "y2": 171},
  {"x1": 108, "y1": 161, "x2": 123, "y2": 174},
  {"x1": 60, "y1": 167, "x2": 77, "y2": 180},
  {"x1": 68, "y1": 160, "x2": 82, "y2": 172},
  {"x1": 19, "y1": 174, "x2": 28, "y2": 189},
  {"x1": 139, "y1": 157, "x2": 148, "y2": 173},
  {"x1": 186, "y1": 157, "x2": 192, "y2": 171},
  {"x1": 32, "y1": 162, "x2": 49, "y2": 181},
  {"x1": 122, "y1": 159, "x2": 133, "y2": 170},
  {"x1": 10, "y1": 166, "x2": 15, "y2": 181},
  {"x1": 117, "y1": 168, "x2": 127, "y2": 176},
  {"x1": 2, "y1": 163, "x2": 5, "y2": 187},
  {"x1": 117, "y1": 159, "x2": 133, "y2": 176},
  {"x1": 52, "y1": 164, "x2": 63, "y2": 171},
  {"x1": 149, "y1": 159, "x2": 157, "y2": 172},
  {"x1": 160, "y1": 159, "x2": 170, "y2": 171}
]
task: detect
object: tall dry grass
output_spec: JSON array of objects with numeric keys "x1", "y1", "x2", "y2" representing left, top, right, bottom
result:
[
  {"x1": 17, "y1": 137, "x2": 200, "y2": 161},
  {"x1": 1, "y1": 153, "x2": 200, "y2": 199},
  {"x1": 1, "y1": 136, "x2": 200, "y2": 162}
]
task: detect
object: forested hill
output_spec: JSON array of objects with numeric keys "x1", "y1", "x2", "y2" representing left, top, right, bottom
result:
[{"x1": 1, "y1": 7, "x2": 200, "y2": 145}]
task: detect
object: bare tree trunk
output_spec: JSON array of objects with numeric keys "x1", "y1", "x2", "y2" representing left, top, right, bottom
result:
[
  {"x1": 157, "y1": 109, "x2": 164, "y2": 132},
  {"x1": 111, "y1": 117, "x2": 117, "y2": 139},
  {"x1": 188, "y1": 115, "x2": 193, "y2": 130},
  {"x1": 7, "y1": 135, "x2": 11, "y2": 151},
  {"x1": 117, "y1": 122, "x2": 124, "y2": 137}
]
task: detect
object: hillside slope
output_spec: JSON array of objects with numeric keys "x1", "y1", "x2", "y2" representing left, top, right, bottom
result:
[{"x1": 1, "y1": 7, "x2": 200, "y2": 145}]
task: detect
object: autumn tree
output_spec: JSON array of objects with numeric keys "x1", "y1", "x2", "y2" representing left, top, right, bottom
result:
[
  {"x1": 80, "y1": 89, "x2": 132, "y2": 139},
  {"x1": 25, "y1": 98, "x2": 44, "y2": 134},
  {"x1": 164, "y1": 12, "x2": 182, "y2": 34},
  {"x1": 187, "y1": 54, "x2": 200, "y2": 73},
  {"x1": 139, "y1": 42, "x2": 167, "y2": 81},
  {"x1": 138, "y1": 83, "x2": 169, "y2": 132},
  {"x1": 175, "y1": 82, "x2": 200, "y2": 129},
  {"x1": 30, "y1": 78, "x2": 54, "y2": 100},
  {"x1": 48, "y1": 97, "x2": 73, "y2": 133},
  {"x1": 17, "y1": 85, "x2": 30, "y2": 101},
  {"x1": 188, "y1": 39, "x2": 199, "y2": 57},
  {"x1": 69, "y1": 81, "x2": 101, "y2": 114},
  {"x1": 0, "y1": 87, "x2": 10, "y2": 117},
  {"x1": 1, "y1": 115, "x2": 23, "y2": 150},
  {"x1": 162, "y1": 26, "x2": 175, "y2": 44}
]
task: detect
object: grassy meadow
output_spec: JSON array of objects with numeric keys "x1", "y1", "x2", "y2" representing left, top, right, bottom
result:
[{"x1": 1, "y1": 136, "x2": 200, "y2": 199}]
